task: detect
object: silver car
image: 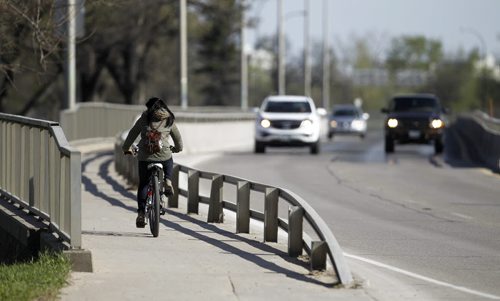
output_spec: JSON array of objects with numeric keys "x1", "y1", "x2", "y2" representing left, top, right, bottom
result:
[{"x1": 328, "y1": 104, "x2": 369, "y2": 139}]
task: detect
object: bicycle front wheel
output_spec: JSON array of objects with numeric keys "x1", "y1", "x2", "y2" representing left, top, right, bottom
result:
[{"x1": 149, "y1": 173, "x2": 161, "y2": 237}]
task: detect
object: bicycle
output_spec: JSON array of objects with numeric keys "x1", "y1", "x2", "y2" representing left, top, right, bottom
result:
[
  {"x1": 124, "y1": 144, "x2": 166, "y2": 237},
  {"x1": 145, "y1": 162, "x2": 164, "y2": 237}
]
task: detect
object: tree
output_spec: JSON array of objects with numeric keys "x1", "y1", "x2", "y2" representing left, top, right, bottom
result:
[
  {"x1": 192, "y1": 0, "x2": 243, "y2": 106},
  {"x1": 80, "y1": 1, "x2": 178, "y2": 104},
  {"x1": 0, "y1": 1, "x2": 64, "y2": 116},
  {"x1": 386, "y1": 35, "x2": 443, "y2": 73}
]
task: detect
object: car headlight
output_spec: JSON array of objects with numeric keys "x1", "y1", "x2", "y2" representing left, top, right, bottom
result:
[
  {"x1": 351, "y1": 120, "x2": 364, "y2": 130},
  {"x1": 329, "y1": 120, "x2": 337, "y2": 128},
  {"x1": 430, "y1": 119, "x2": 444, "y2": 129},
  {"x1": 387, "y1": 118, "x2": 398, "y2": 128},
  {"x1": 300, "y1": 119, "x2": 313, "y2": 129},
  {"x1": 260, "y1": 119, "x2": 271, "y2": 128}
]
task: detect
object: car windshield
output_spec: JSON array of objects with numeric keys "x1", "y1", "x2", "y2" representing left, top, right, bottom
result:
[
  {"x1": 391, "y1": 97, "x2": 439, "y2": 112},
  {"x1": 264, "y1": 101, "x2": 311, "y2": 113},
  {"x1": 333, "y1": 108, "x2": 358, "y2": 117}
]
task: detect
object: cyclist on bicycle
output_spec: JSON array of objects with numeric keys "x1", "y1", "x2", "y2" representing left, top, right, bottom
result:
[{"x1": 122, "y1": 97, "x2": 183, "y2": 228}]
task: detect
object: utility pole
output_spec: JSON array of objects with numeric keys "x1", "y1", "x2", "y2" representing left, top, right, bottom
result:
[
  {"x1": 66, "y1": 0, "x2": 76, "y2": 110},
  {"x1": 180, "y1": 0, "x2": 188, "y2": 109},
  {"x1": 277, "y1": 0, "x2": 285, "y2": 95},
  {"x1": 304, "y1": 0, "x2": 311, "y2": 97},
  {"x1": 322, "y1": 0, "x2": 330, "y2": 109},
  {"x1": 240, "y1": 0, "x2": 248, "y2": 110}
]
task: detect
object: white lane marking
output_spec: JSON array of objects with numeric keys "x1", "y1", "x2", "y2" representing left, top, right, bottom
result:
[
  {"x1": 452, "y1": 212, "x2": 473, "y2": 220},
  {"x1": 345, "y1": 253, "x2": 500, "y2": 300}
]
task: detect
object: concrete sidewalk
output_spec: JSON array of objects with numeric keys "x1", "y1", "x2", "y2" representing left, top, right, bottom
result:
[{"x1": 59, "y1": 146, "x2": 373, "y2": 301}]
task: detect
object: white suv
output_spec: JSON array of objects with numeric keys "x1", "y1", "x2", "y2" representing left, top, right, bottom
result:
[{"x1": 254, "y1": 95, "x2": 324, "y2": 154}]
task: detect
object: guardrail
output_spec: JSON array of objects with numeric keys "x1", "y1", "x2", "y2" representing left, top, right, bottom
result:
[
  {"x1": 114, "y1": 133, "x2": 353, "y2": 285},
  {"x1": 0, "y1": 113, "x2": 82, "y2": 248},
  {"x1": 452, "y1": 111, "x2": 500, "y2": 173},
  {"x1": 60, "y1": 102, "x2": 256, "y2": 141}
]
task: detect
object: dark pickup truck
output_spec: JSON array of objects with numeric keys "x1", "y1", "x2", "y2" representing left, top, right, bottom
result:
[{"x1": 382, "y1": 94, "x2": 448, "y2": 154}]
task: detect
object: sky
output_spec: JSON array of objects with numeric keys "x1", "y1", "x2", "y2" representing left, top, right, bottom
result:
[{"x1": 247, "y1": 0, "x2": 500, "y2": 59}]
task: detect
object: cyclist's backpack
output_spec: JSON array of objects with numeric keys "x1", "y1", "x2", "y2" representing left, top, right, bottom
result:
[{"x1": 145, "y1": 125, "x2": 163, "y2": 154}]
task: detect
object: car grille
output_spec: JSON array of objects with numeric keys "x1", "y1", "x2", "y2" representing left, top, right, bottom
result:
[
  {"x1": 270, "y1": 120, "x2": 302, "y2": 129},
  {"x1": 399, "y1": 118, "x2": 429, "y2": 129}
]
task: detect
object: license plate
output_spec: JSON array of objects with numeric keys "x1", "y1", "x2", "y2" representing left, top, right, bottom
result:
[{"x1": 408, "y1": 130, "x2": 420, "y2": 139}]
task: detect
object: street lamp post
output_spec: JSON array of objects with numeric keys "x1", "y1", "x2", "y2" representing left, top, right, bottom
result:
[
  {"x1": 277, "y1": 0, "x2": 285, "y2": 95},
  {"x1": 241, "y1": 0, "x2": 248, "y2": 110},
  {"x1": 304, "y1": 0, "x2": 311, "y2": 97},
  {"x1": 66, "y1": 0, "x2": 76, "y2": 110},
  {"x1": 180, "y1": 0, "x2": 188, "y2": 109},
  {"x1": 461, "y1": 27, "x2": 488, "y2": 112},
  {"x1": 322, "y1": 0, "x2": 330, "y2": 110}
]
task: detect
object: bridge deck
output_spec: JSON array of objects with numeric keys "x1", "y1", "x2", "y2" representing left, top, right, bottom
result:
[{"x1": 59, "y1": 144, "x2": 370, "y2": 300}]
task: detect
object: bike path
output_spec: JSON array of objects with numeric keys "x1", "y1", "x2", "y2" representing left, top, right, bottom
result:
[{"x1": 59, "y1": 144, "x2": 376, "y2": 301}]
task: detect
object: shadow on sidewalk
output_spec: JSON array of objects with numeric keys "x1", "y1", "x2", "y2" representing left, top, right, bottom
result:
[
  {"x1": 161, "y1": 210, "x2": 335, "y2": 287},
  {"x1": 82, "y1": 151, "x2": 336, "y2": 287},
  {"x1": 82, "y1": 151, "x2": 136, "y2": 213}
]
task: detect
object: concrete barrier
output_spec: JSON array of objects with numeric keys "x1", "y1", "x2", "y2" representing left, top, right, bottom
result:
[{"x1": 451, "y1": 111, "x2": 500, "y2": 173}]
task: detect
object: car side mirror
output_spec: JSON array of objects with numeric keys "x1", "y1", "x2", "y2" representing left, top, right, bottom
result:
[
  {"x1": 316, "y1": 107, "x2": 327, "y2": 116},
  {"x1": 362, "y1": 112, "x2": 370, "y2": 120}
]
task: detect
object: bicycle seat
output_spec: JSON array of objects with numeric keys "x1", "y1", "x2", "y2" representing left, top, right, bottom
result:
[{"x1": 147, "y1": 163, "x2": 164, "y2": 170}]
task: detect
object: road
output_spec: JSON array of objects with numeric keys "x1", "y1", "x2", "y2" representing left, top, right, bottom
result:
[{"x1": 193, "y1": 124, "x2": 500, "y2": 300}]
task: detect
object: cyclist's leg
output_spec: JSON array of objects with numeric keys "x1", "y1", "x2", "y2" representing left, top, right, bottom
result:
[
  {"x1": 162, "y1": 158, "x2": 174, "y2": 195},
  {"x1": 136, "y1": 161, "x2": 150, "y2": 227}
]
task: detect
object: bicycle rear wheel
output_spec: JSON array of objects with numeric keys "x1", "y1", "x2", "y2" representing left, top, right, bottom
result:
[{"x1": 149, "y1": 173, "x2": 161, "y2": 237}]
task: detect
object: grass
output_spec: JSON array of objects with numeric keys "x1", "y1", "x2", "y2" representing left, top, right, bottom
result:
[{"x1": 0, "y1": 252, "x2": 71, "y2": 301}]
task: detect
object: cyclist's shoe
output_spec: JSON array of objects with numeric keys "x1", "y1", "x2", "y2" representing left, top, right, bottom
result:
[
  {"x1": 160, "y1": 199, "x2": 166, "y2": 216},
  {"x1": 136, "y1": 212, "x2": 146, "y2": 228},
  {"x1": 164, "y1": 179, "x2": 174, "y2": 196}
]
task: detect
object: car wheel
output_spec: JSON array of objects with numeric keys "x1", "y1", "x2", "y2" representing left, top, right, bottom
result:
[
  {"x1": 385, "y1": 136, "x2": 394, "y2": 153},
  {"x1": 310, "y1": 141, "x2": 320, "y2": 155},
  {"x1": 360, "y1": 133, "x2": 366, "y2": 139},
  {"x1": 255, "y1": 141, "x2": 265, "y2": 153},
  {"x1": 434, "y1": 138, "x2": 444, "y2": 154}
]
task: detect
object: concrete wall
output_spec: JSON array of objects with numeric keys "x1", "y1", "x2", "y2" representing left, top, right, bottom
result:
[
  {"x1": 60, "y1": 103, "x2": 256, "y2": 154},
  {"x1": 451, "y1": 112, "x2": 500, "y2": 173}
]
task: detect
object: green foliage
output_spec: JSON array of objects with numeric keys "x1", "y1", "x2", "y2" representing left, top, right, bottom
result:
[
  {"x1": 0, "y1": 252, "x2": 71, "y2": 301},
  {"x1": 193, "y1": 0, "x2": 243, "y2": 106},
  {"x1": 386, "y1": 35, "x2": 443, "y2": 73}
]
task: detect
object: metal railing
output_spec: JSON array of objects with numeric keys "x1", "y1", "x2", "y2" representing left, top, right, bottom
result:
[
  {"x1": 114, "y1": 135, "x2": 353, "y2": 285},
  {"x1": 0, "y1": 113, "x2": 81, "y2": 249}
]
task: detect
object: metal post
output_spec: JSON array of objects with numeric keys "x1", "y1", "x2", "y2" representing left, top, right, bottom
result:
[
  {"x1": 277, "y1": 0, "x2": 285, "y2": 95},
  {"x1": 187, "y1": 170, "x2": 199, "y2": 214},
  {"x1": 304, "y1": 0, "x2": 311, "y2": 97},
  {"x1": 66, "y1": 0, "x2": 76, "y2": 110},
  {"x1": 207, "y1": 175, "x2": 224, "y2": 223},
  {"x1": 322, "y1": 0, "x2": 330, "y2": 110},
  {"x1": 69, "y1": 150, "x2": 82, "y2": 249},
  {"x1": 180, "y1": 0, "x2": 188, "y2": 109},
  {"x1": 240, "y1": 0, "x2": 248, "y2": 110},
  {"x1": 236, "y1": 181, "x2": 250, "y2": 233},
  {"x1": 264, "y1": 188, "x2": 279, "y2": 242},
  {"x1": 288, "y1": 206, "x2": 303, "y2": 257},
  {"x1": 310, "y1": 240, "x2": 327, "y2": 270}
]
